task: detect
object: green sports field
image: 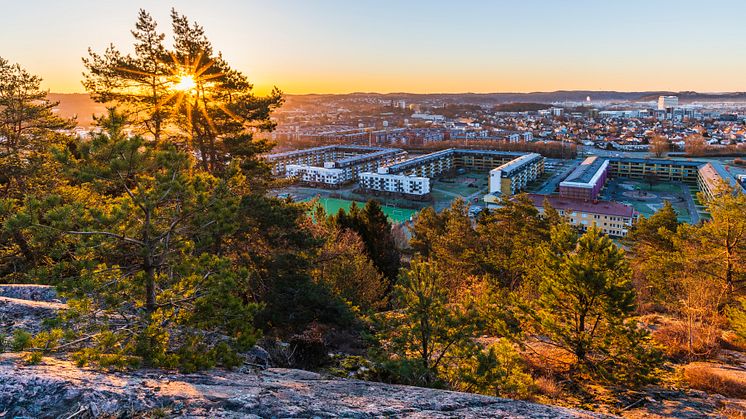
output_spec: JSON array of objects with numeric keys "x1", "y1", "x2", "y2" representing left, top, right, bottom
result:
[{"x1": 306, "y1": 197, "x2": 418, "y2": 224}]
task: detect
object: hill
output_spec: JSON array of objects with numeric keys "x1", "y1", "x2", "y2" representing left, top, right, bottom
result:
[{"x1": 48, "y1": 93, "x2": 107, "y2": 127}]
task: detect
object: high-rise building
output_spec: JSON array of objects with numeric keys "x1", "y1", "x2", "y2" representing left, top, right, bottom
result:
[{"x1": 657, "y1": 95, "x2": 679, "y2": 111}]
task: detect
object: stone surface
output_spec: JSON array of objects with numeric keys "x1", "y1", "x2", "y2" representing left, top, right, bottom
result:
[
  {"x1": 0, "y1": 354, "x2": 607, "y2": 418},
  {"x1": 0, "y1": 296, "x2": 66, "y2": 335},
  {"x1": 0, "y1": 284, "x2": 61, "y2": 302}
]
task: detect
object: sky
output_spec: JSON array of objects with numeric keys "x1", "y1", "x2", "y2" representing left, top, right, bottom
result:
[{"x1": 1, "y1": 0, "x2": 745, "y2": 95}]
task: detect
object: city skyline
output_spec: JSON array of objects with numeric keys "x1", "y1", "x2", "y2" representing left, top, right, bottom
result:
[{"x1": 2, "y1": 0, "x2": 745, "y2": 95}]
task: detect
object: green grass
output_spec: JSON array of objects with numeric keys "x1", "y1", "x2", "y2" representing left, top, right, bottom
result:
[{"x1": 306, "y1": 197, "x2": 418, "y2": 224}]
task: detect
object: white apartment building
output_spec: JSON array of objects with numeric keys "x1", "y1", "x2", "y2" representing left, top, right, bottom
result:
[
  {"x1": 359, "y1": 173, "x2": 430, "y2": 196},
  {"x1": 285, "y1": 165, "x2": 348, "y2": 186},
  {"x1": 266, "y1": 145, "x2": 407, "y2": 186}
]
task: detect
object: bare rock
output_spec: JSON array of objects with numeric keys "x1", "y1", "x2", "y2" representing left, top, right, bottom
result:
[
  {"x1": 0, "y1": 284, "x2": 62, "y2": 303},
  {"x1": 244, "y1": 345, "x2": 271, "y2": 370},
  {"x1": 0, "y1": 354, "x2": 608, "y2": 418},
  {"x1": 0, "y1": 297, "x2": 66, "y2": 335}
]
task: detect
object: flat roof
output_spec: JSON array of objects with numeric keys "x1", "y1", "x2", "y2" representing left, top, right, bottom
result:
[
  {"x1": 334, "y1": 148, "x2": 403, "y2": 167},
  {"x1": 607, "y1": 157, "x2": 702, "y2": 167},
  {"x1": 698, "y1": 162, "x2": 746, "y2": 193},
  {"x1": 266, "y1": 145, "x2": 392, "y2": 160},
  {"x1": 492, "y1": 153, "x2": 543, "y2": 176},
  {"x1": 526, "y1": 193, "x2": 635, "y2": 218},
  {"x1": 563, "y1": 156, "x2": 607, "y2": 184}
]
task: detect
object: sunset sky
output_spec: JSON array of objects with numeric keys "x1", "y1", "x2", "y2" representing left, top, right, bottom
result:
[{"x1": 1, "y1": 0, "x2": 745, "y2": 95}]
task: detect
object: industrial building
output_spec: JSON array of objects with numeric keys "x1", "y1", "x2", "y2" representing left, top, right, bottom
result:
[{"x1": 559, "y1": 156, "x2": 609, "y2": 201}]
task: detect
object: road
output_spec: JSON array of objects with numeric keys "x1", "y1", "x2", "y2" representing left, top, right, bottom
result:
[
  {"x1": 680, "y1": 184, "x2": 701, "y2": 224},
  {"x1": 534, "y1": 158, "x2": 583, "y2": 195}
]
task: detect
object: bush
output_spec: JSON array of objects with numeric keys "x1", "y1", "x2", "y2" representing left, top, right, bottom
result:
[
  {"x1": 682, "y1": 363, "x2": 746, "y2": 398},
  {"x1": 260, "y1": 324, "x2": 330, "y2": 370},
  {"x1": 11, "y1": 330, "x2": 32, "y2": 351},
  {"x1": 534, "y1": 376, "x2": 563, "y2": 399},
  {"x1": 288, "y1": 324, "x2": 328, "y2": 369},
  {"x1": 652, "y1": 321, "x2": 721, "y2": 360},
  {"x1": 458, "y1": 340, "x2": 536, "y2": 400}
]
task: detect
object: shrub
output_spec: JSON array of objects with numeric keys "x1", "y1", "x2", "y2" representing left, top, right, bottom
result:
[
  {"x1": 11, "y1": 330, "x2": 32, "y2": 351},
  {"x1": 457, "y1": 340, "x2": 536, "y2": 400},
  {"x1": 288, "y1": 324, "x2": 328, "y2": 369},
  {"x1": 534, "y1": 376, "x2": 563, "y2": 399},
  {"x1": 652, "y1": 321, "x2": 721, "y2": 360},
  {"x1": 682, "y1": 363, "x2": 746, "y2": 398}
]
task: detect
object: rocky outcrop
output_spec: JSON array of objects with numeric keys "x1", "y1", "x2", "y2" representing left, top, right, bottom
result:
[
  {"x1": 0, "y1": 354, "x2": 606, "y2": 418},
  {"x1": 0, "y1": 296, "x2": 66, "y2": 335},
  {"x1": 0, "y1": 284, "x2": 62, "y2": 302}
]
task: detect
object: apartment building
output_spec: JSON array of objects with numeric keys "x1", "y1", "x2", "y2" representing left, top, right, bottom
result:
[
  {"x1": 485, "y1": 153, "x2": 545, "y2": 198},
  {"x1": 559, "y1": 156, "x2": 609, "y2": 201},
  {"x1": 366, "y1": 149, "x2": 543, "y2": 199},
  {"x1": 607, "y1": 157, "x2": 701, "y2": 183},
  {"x1": 359, "y1": 172, "x2": 430, "y2": 198},
  {"x1": 526, "y1": 193, "x2": 636, "y2": 238},
  {"x1": 266, "y1": 145, "x2": 407, "y2": 186}
]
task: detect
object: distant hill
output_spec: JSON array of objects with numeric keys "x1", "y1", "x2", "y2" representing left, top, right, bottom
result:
[
  {"x1": 288, "y1": 90, "x2": 746, "y2": 105},
  {"x1": 492, "y1": 102, "x2": 552, "y2": 112},
  {"x1": 48, "y1": 93, "x2": 106, "y2": 127},
  {"x1": 49, "y1": 90, "x2": 746, "y2": 127}
]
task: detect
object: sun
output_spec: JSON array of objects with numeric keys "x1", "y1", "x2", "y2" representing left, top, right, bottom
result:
[{"x1": 173, "y1": 74, "x2": 197, "y2": 92}]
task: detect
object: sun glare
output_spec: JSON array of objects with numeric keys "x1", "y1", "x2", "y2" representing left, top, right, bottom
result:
[{"x1": 173, "y1": 74, "x2": 197, "y2": 92}]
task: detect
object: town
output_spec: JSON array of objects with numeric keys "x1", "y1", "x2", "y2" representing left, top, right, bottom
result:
[{"x1": 266, "y1": 94, "x2": 746, "y2": 237}]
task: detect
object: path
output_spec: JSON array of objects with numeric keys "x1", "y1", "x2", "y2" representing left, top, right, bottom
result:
[{"x1": 680, "y1": 184, "x2": 701, "y2": 224}]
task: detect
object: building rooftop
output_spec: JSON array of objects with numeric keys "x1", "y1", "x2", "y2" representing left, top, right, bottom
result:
[
  {"x1": 563, "y1": 155, "x2": 607, "y2": 184},
  {"x1": 526, "y1": 193, "x2": 635, "y2": 218},
  {"x1": 266, "y1": 145, "x2": 392, "y2": 160},
  {"x1": 384, "y1": 149, "x2": 533, "y2": 174},
  {"x1": 334, "y1": 148, "x2": 403, "y2": 167},
  {"x1": 708, "y1": 161, "x2": 746, "y2": 193},
  {"x1": 607, "y1": 157, "x2": 702, "y2": 167},
  {"x1": 492, "y1": 153, "x2": 543, "y2": 176}
]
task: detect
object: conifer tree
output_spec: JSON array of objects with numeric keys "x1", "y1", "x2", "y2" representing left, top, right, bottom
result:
[
  {"x1": 530, "y1": 227, "x2": 660, "y2": 383},
  {"x1": 373, "y1": 259, "x2": 481, "y2": 387},
  {"x1": 0, "y1": 57, "x2": 73, "y2": 198},
  {"x1": 44, "y1": 109, "x2": 259, "y2": 369},
  {"x1": 0, "y1": 58, "x2": 74, "y2": 282}
]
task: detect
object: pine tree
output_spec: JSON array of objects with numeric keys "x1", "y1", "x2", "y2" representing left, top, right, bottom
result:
[
  {"x1": 626, "y1": 200, "x2": 681, "y2": 309},
  {"x1": 332, "y1": 200, "x2": 401, "y2": 293},
  {"x1": 530, "y1": 227, "x2": 660, "y2": 383},
  {"x1": 44, "y1": 110, "x2": 260, "y2": 369},
  {"x1": 409, "y1": 206, "x2": 446, "y2": 258},
  {"x1": 83, "y1": 9, "x2": 171, "y2": 143},
  {"x1": 0, "y1": 58, "x2": 74, "y2": 282},
  {"x1": 312, "y1": 223, "x2": 387, "y2": 311},
  {"x1": 373, "y1": 259, "x2": 481, "y2": 387},
  {"x1": 0, "y1": 57, "x2": 73, "y2": 197},
  {"x1": 477, "y1": 194, "x2": 550, "y2": 289},
  {"x1": 696, "y1": 183, "x2": 746, "y2": 298},
  {"x1": 83, "y1": 9, "x2": 283, "y2": 174}
]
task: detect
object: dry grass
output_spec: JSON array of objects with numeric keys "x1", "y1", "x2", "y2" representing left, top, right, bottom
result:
[
  {"x1": 651, "y1": 320, "x2": 721, "y2": 360},
  {"x1": 682, "y1": 363, "x2": 746, "y2": 398},
  {"x1": 522, "y1": 340, "x2": 575, "y2": 375},
  {"x1": 534, "y1": 375, "x2": 563, "y2": 399},
  {"x1": 720, "y1": 330, "x2": 746, "y2": 353}
]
